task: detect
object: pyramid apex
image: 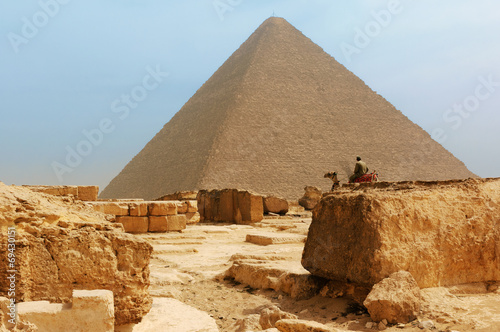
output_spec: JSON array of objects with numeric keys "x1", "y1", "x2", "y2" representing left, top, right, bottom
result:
[{"x1": 260, "y1": 16, "x2": 291, "y2": 27}]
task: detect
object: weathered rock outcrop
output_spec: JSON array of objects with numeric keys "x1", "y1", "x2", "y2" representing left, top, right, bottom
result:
[
  {"x1": 259, "y1": 305, "x2": 297, "y2": 329},
  {"x1": 197, "y1": 189, "x2": 263, "y2": 224},
  {"x1": 0, "y1": 183, "x2": 108, "y2": 225},
  {"x1": 363, "y1": 271, "x2": 421, "y2": 324},
  {"x1": 223, "y1": 255, "x2": 326, "y2": 300},
  {"x1": 298, "y1": 186, "x2": 322, "y2": 210},
  {"x1": 264, "y1": 196, "x2": 289, "y2": 215},
  {"x1": 0, "y1": 183, "x2": 153, "y2": 326},
  {"x1": 302, "y1": 179, "x2": 500, "y2": 288}
]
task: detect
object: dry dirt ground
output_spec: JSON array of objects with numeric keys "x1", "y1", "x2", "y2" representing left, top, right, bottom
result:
[{"x1": 118, "y1": 216, "x2": 500, "y2": 332}]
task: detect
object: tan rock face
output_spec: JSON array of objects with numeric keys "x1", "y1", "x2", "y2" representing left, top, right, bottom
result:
[
  {"x1": 0, "y1": 183, "x2": 108, "y2": 226},
  {"x1": 0, "y1": 222, "x2": 152, "y2": 326},
  {"x1": 259, "y1": 305, "x2": 297, "y2": 329},
  {"x1": 197, "y1": 189, "x2": 263, "y2": 224},
  {"x1": 0, "y1": 183, "x2": 153, "y2": 326},
  {"x1": 302, "y1": 179, "x2": 500, "y2": 288},
  {"x1": 87, "y1": 201, "x2": 129, "y2": 216},
  {"x1": 224, "y1": 255, "x2": 326, "y2": 300},
  {"x1": 116, "y1": 216, "x2": 149, "y2": 234},
  {"x1": 298, "y1": 186, "x2": 322, "y2": 210},
  {"x1": 264, "y1": 196, "x2": 289, "y2": 215},
  {"x1": 363, "y1": 271, "x2": 421, "y2": 324}
]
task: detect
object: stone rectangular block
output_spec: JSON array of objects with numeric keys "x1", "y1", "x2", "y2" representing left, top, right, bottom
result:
[
  {"x1": 148, "y1": 216, "x2": 168, "y2": 232},
  {"x1": 17, "y1": 289, "x2": 114, "y2": 332},
  {"x1": 148, "y1": 201, "x2": 177, "y2": 216},
  {"x1": 197, "y1": 189, "x2": 263, "y2": 224},
  {"x1": 235, "y1": 191, "x2": 264, "y2": 224},
  {"x1": 186, "y1": 212, "x2": 200, "y2": 224},
  {"x1": 116, "y1": 216, "x2": 149, "y2": 234},
  {"x1": 77, "y1": 186, "x2": 99, "y2": 201},
  {"x1": 186, "y1": 200, "x2": 198, "y2": 213},
  {"x1": 87, "y1": 202, "x2": 129, "y2": 216},
  {"x1": 167, "y1": 215, "x2": 187, "y2": 231},
  {"x1": 302, "y1": 179, "x2": 500, "y2": 288},
  {"x1": 176, "y1": 201, "x2": 188, "y2": 214},
  {"x1": 24, "y1": 185, "x2": 78, "y2": 197},
  {"x1": 129, "y1": 202, "x2": 148, "y2": 216}
]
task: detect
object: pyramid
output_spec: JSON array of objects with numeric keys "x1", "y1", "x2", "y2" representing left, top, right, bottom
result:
[{"x1": 100, "y1": 17, "x2": 475, "y2": 200}]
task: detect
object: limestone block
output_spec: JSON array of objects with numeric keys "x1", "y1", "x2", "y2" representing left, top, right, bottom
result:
[
  {"x1": 235, "y1": 191, "x2": 264, "y2": 224},
  {"x1": 298, "y1": 186, "x2": 322, "y2": 210},
  {"x1": 167, "y1": 215, "x2": 187, "y2": 231},
  {"x1": 220, "y1": 189, "x2": 237, "y2": 222},
  {"x1": 363, "y1": 271, "x2": 421, "y2": 324},
  {"x1": 148, "y1": 202, "x2": 177, "y2": 216},
  {"x1": 197, "y1": 189, "x2": 263, "y2": 223},
  {"x1": 88, "y1": 202, "x2": 129, "y2": 216},
  {"x1": 197, "y1": 189, "x2": 236, "y2": 222},
  {"x1": 116, "y1": 216, "x2": 149, "y2": 234},
  {"x1": 18, "y1": 290, "x2": 114, "y2": 332},
  {"x1": 275, "y1": 319, "x2": 337, "y2": 332},
  {"x1": 148, "y1": 216, "x2": 168, "y2": 233},
  {"x1": 302, "y1": 178, "x2": 500, "y2": 288},
  {"x1": 176, "y1": 201, "x2": 188, "y2": 214},
  {"x1": 186, "y1": 212, "x2": 200, "y2": 224},
  {"x1": 24, "y1": 185, "x2": 79, "y2": 197},
  {"x1": 246, "y1": 233, "x2": 306, "y2": 245},
  {"x1": 224, "y1": 257, "x2": 326, "y2": 300},
  {"x1": 264, "y1": 196, "x2": 289, "y2": 215},
  {"x1": 77, "y1": 186, "x2": 99, "y2": 201},
  {"x1": 129, "y1": 202, "x2": 148, "y2": 216},
  {"x1": 186, "y1": 200, "x2": 198, "y2": 213}
]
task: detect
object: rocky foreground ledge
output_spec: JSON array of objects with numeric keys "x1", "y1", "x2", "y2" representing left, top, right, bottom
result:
[
  {"x1": 0, "y1": 182, "x2": 153, "y2": 326},
  {"x1": 302, "y1": 178, "x2": 500, "y2": 288}
]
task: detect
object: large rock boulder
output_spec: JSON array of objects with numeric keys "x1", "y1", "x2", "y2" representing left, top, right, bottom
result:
[
  {"x1": 263, "y1": 196, "x2": 289, "y2": 215},
  {"x1": 298, "y1": 186, "x2": 322, "y2": 210},
  {"x1": 363, "y1": 271, "x2": 421, "y2": 324},
  {"x1": 302, "y1": 179, "x2": 500, "y2": 288},
  {"x1": 0, "y1": 183, "x2": 153, "y2": 326}
]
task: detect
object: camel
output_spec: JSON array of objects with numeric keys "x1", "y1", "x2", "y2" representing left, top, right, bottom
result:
[
  {"x1": 324, "y1": 171, "x2": 379, "y2": 191},
  {"x1": 324, "y1": 172, "x2": 340, "y2": 191}
]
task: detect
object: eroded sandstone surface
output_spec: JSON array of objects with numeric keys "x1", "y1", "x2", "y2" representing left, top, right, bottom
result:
[
  {"x1": 302, "y1": 178, "x2": 500, "y2": 288},
  {"x1": 0, "y1": 183, "x2": 153, "y2": 326}
]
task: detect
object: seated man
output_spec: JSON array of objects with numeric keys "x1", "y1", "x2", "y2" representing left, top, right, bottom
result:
[{"x1": 349, "y1": 156, "x2": 368, "y2": 183}]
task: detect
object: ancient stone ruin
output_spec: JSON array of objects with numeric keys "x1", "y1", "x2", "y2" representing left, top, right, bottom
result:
[
  {"x1": 100, "y1": 17, "x2": 475, "y2": 201},
  {"x1": 2, "y1": 16, "x2": 499, "y2": 332}
]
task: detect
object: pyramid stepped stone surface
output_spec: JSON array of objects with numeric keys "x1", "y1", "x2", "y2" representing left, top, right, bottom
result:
[{"x1": 101, "y1": 17, "x2": 475, "y2": 200}]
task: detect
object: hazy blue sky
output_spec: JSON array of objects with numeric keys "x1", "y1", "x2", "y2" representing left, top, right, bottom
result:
[{"x1": 1, "y1": 0, "x2": 499, "y2": 190}]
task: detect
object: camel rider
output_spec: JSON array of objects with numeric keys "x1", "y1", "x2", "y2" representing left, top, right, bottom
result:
[{"x1": 349, "y1": 156, "x2": 368, "y2": 183}]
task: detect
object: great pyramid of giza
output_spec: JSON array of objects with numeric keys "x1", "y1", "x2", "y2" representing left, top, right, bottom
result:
[{"x1": 100, "y1": 17, "x2": 475, "y2": 200}]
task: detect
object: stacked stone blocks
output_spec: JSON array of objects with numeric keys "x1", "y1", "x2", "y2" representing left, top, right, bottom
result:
[{"x1": 87, "y1": 200, "x2": 200, "y2": 233}]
